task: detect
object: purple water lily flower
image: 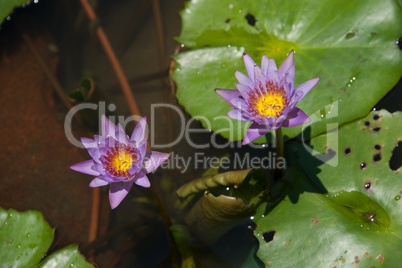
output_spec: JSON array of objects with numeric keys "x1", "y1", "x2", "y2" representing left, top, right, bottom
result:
[
  {"x1": 215, "y1": 51, "x2": 320, "y2": 145},
  {"x1": 70, "y1": 115, "x2": 170, "y2": 209}
]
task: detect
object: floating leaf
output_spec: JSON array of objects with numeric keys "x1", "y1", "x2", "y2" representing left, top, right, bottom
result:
[
  {"x1": 172, "y1": 0, "x2": 402, "y2": 142},
  {"x1": 178, "y1": 169, "x2": 268, "y2": 243},
  {"x1": 0, "y1": 208, "x2": 93, "y2": 267},
  {"x1": 0, "y1": 208, "x2": 53, "y2": 267},
  {"x1": 0, "y1": 0, "x2": 29, "y2": 25},
  {"x1": 177, "y1": 169, "x2": 252, "y2": 199},
  {"x1": 38, "y1": 244, "x2": 93, "y2": 268},
  {"x1": 254, "y1": 110, "x2": 402, "y2": 266}
]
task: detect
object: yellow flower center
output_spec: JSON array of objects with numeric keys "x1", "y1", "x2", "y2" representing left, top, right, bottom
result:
[
  {"x1": 254, "y1": 92, "x2": 286, "y2": 118},
  {"x1": 249, "y1": 82, "x2": 288, "y2": 118},
  {"x1": 103, "y1": 145, "x2": 138, "y2": 177},
  {"x1": 111, "y1": 151, "x2": 133, "y2": 173}
]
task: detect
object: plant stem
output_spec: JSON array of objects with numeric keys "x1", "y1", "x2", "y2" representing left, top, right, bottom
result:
[
  {"x1": 275, "y1": 127, "x2": 284, "y2": 160},
  {"x1": 271, "y1": 127, "x2": 285, "y2": 180},
  {"x1": 79, "y1": 0, "x2": 141, "y2": 116}
]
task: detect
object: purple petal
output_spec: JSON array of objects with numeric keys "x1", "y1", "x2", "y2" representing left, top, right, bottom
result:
[
  {"x1": 266, "y1": 59, "x2": 280, "y2": 85},
  {"x1": 137, "y1": 139, "x2": 147, "y2": 158},
  {"x1": 235, "y1": 83, "x2": 250, "y2": 97},
  {"x1": 284, "y1": 67, "x2": 295, "y2": 96},
  {"x1": 81, "y1": 137, "x2": 101, "y2": 162},
  {"x1": 227, "y1": 109, "x2": 248, "y2": 121},
  {"x1": 98, "y1": 174, "x2": 123, "y2": 183},
  {"x1": 253, "y1": 65, "x2": 265, "y2": 87},
  {"x1": 242, "y1": 123, "x2": 270, "y2": 145},
  {"x1": 261, "y1": 55, "x2": 269, "y2": 76},
  {"x1": 293, "y1": 77, "x2": 320, "y2": 102},
  {"x1": 267, "y1": 58, "x2": 278, "y2": 73},
  {"x1": 81, "y1": 137, "x2": 97, "y2": 149},
  {"x1": 70, "y1": 160, "x2": 100, "y2": 176},
  {"x1": 86, "y1": 148, "x2": 101, "y2": 163},
  {"x1": 279, "y1": 51, "x2": 294, "y2": 78},
  {"x1": 215, "y1": 89, "x2": 241, "y2": 108},
  {"x1": 93, "y1": 163, "x2": 106, "y2": 175},
  {"x1": 131, "y1": 117, "x2": 147, "y2": 143},
  {"x1": 235, "y1": 71, "x2": 253, "y2": 87},
  {"x1": 243, "y1": 53, "x2": 256, "y2": 81},
  {"x1": 134, "y1": 172, "x2": 151, "y2": 188},
  {"x1": 109, "y1": 181, "x2": 134, "y2": 209},
  {"x1": 89, "y1": 177, "x2": 109, "y2": 187},
  {"x1": 143, "y1": 151, "x2": 170, "y2": 173},
  {"x1": 230, "y1": 97, "x2": 247, "y2": 110},
  {"x1": 115, "y1": 124, "x2": 129, "y2": 144},
  {"x1": 101, "y1": 115, "x2": 116, "y2": 139},
  {"x1": 282, "y1": 107, "x2": 310, "y2": 127}
]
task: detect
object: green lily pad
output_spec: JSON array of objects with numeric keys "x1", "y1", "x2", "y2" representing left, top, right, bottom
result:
[
  {"x1": 172, "y1": 0, "x2": 402, "y2": 142},
  {"x1": 0, "y1": 208, "x2": 93, "y2": 267},
  {"x1": 38, "y1": 244, "x2": 93, "y2": 268},
  {"x1": 0, "y1": 208, "x2": 53, "y2": 267},
  {"x1": 0, "y1": 0, "x2": 30, "y2": 25},
  {"x1": 253, "y1": 110, "x2": 402, "y2": 266}
]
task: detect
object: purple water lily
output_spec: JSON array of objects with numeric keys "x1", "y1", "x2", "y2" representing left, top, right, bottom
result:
[
  {"x1": 70, "y1": 115, "x2": 170, "y2": 209},
  {"x1": 215, "y1": 51, "x2": 320, "y2": 144}
]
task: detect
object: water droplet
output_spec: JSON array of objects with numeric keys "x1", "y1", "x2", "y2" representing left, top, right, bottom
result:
[
  {"x1": 180, "y1": 44, "x2": 185, "y2": 48},
  {"x1": 395, "y1": 195, "x2": 401, "y2": 201},
  {"x1": 250, "y1": 216, "x2": 254, "y2": 220},
  {"x1": 360, "y1": 162, "x2": 367, "y2": 170},
  {"x1": 26, "y1": 233, "x2": 31, "y2": 238},
  {"x1": 6, "y1": 16, "x2": 11, "y2": 21},
  {"x1": 17, "y1": 244, "x2": 21, "y2": 249},
  {"x1": 34, "y1": 0, "x2": 39, "y2": 3},
  {"x1": 229, "y1": 3, "x2": 234, "y2": 9},
  {"x1": 364, "y1": 181, "x2": 371, "y2": 189}
]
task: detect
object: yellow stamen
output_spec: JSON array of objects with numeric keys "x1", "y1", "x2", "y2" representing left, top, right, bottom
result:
[
  {"x1": 104, "y1": 145, "x2": 137, "y2": 177},
  {"x1": 111, "y1": 151, "x2": 133, "y2": 173},
  {"x1": 254, "y1": 92, "x2": 286, "y2": 118}
]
